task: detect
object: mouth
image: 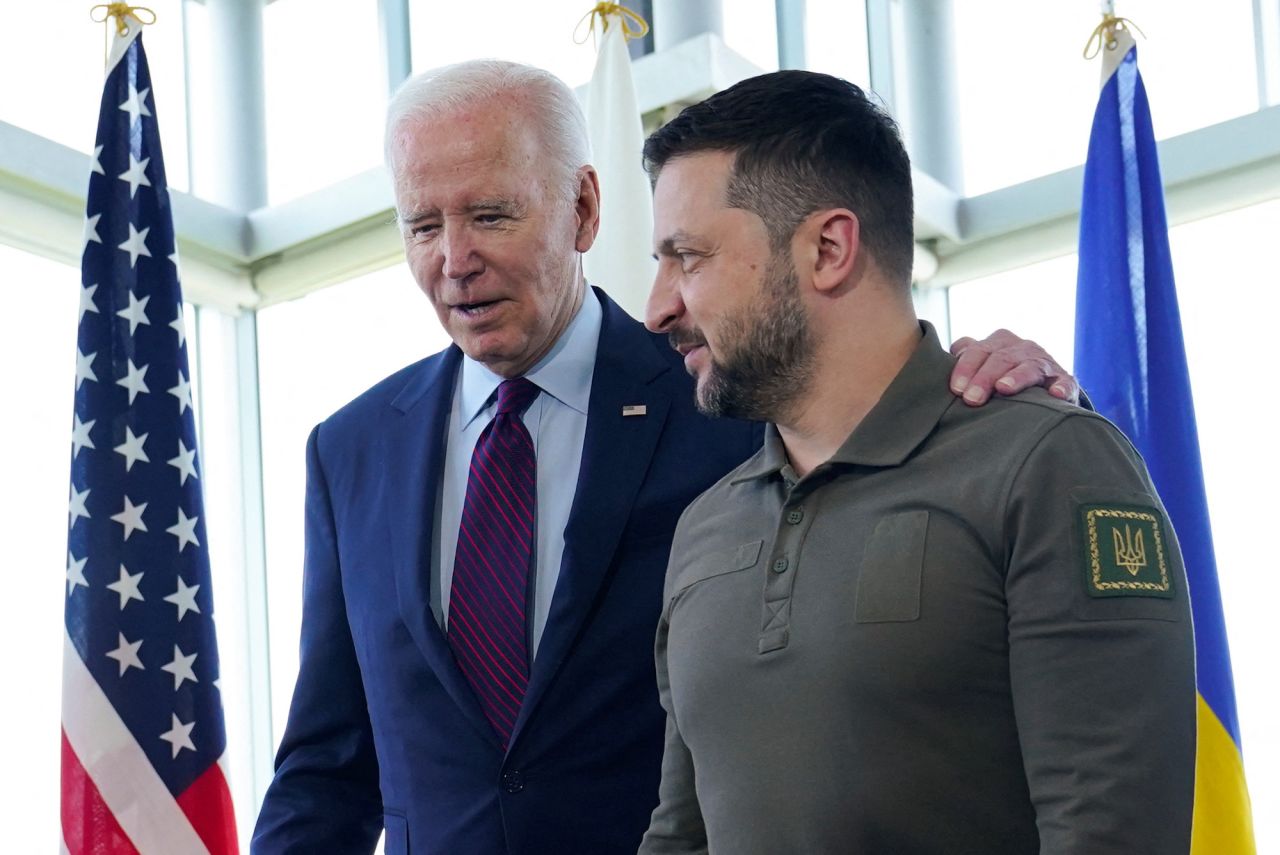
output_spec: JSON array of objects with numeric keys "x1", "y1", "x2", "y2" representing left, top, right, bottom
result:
[
  {"x1": 451, "y1": 299, "x2": 502, "y2": 318},
  {"x1": 674, "y1": 341, "x2": 708, "y2": 374},
  {"x1": 668, "y1": 330, "x2": 709, "y2": 372}
]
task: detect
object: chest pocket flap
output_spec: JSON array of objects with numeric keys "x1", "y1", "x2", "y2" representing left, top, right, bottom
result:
[
  {"x1": 855, "y1": 510, "x2": 929, "y2": 623},
  {"x1": 668, "y1": 539, "x2": 763, "y2": 600}
]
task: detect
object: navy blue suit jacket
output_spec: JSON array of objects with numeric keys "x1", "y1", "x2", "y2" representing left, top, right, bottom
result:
[{"x1": 252, "y1": 289, "x2": 761, "y2": 854}]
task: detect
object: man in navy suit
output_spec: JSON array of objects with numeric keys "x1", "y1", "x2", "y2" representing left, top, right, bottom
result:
[{"x1": 251, "y1": 61, "x2": 1077, "y2": 855}]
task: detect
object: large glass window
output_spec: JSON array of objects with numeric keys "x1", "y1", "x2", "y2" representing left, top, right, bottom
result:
[
  {"x1": 0, "y1": 247, "x2": 78, "y2": 847},
  {"x1": 410, "y1": 1, "x2": 601, "y2": 90},
  {"x1": 0, "y1": 0, "x2": 191, "y2": 191},
  {"x1": 1164, "y1": 201, "x2": 1280, "y2": 855},
  {"x1": 947, "y1": 253, "x2": 1078, "y2": 368},
  {"x1": 262, "y1": 0, "x2": 388, "y2": 204},
  {"x1": 256, "y1": 263, "x2": 450, "y2": 744},
  {"x1": 721, "y1": 0, "x2": 780, "y2": 72},
  {"x1": 952, "y1": 0, "x2": 1259, "y2": 194},
  {"x1": 803, "y1": 0, "x2": 870, "y2": 88}
]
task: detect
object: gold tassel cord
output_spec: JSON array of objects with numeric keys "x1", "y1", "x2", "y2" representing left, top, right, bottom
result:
[
  {"x1": 90, "y1": 3, "x2": 156, "y2": 68},
  {"x1": 1083, "y1": 13, "x2": 1146, "y2": 59},
  {"x1": 574, "y1": 2, "x2": 650, "y2": 47},
  {"x1": 90, "y1": 3, "x2": 156, "y2": 35}
]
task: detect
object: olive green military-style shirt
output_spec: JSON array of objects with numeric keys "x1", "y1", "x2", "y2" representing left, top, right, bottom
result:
[{"x1": 639, "y1": 323, "x2": 1196, "y2": 855}]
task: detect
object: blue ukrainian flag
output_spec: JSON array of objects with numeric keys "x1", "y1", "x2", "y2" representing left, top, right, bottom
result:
[{"x1": 1074, "y1": 24, "x2": 1255, "y2": 853}]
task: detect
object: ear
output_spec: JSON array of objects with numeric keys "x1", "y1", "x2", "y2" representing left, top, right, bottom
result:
[
  {"x1": 804, "y1": 209, "x2": 859, "y2": 295},
  {"x1": 574, "y1": 166, "x2": 602, "y2": 253}
]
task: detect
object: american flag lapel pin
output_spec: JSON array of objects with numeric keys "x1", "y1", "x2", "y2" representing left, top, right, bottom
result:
[{"x1": 622, "y1": 404, "x2": 647, "y2": 417}]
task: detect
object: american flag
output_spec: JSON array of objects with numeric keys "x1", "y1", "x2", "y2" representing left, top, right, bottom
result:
[{"x1": 61, "y1": 15, "x2": 238, "y2": 855}]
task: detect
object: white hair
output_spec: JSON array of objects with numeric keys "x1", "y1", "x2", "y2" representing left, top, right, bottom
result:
[{"x1": 384, "y1": 59, "x2": 592, "y2": 200}]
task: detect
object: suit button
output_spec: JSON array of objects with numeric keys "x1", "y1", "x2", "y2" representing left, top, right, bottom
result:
[
  {"x1": 501, "y1": 770, "x2": 524, "y2": 793},
  {"x1": 786, "y1": 509, "x2": 804, "y2": 525},
  {"x1": 772, "y1": 557, "x2": 789, "y2": 573}
]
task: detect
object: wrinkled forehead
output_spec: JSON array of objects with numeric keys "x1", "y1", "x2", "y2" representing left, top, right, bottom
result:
[
  {"x1": 392, "y1": 108, "x2": 551, "y2": 207},
  {"x1": 391, "y1": 94, "x2": 548, "y2": 174}
]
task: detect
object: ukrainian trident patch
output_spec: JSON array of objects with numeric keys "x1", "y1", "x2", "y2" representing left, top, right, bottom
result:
[{"x1": 1079, "y1": 504, "x2": 1174, "y2": 599}]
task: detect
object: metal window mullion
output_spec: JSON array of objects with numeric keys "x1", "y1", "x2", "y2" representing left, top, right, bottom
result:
[
  {"x1": 864, "y1": 0, "x2": 898, "y2": 115},
  {"x1": 200, "y1": 0, "x2": 274, "y2": 827},
  {"x1": 232, "y1": 310, "x2": 273, "y2": 814}
]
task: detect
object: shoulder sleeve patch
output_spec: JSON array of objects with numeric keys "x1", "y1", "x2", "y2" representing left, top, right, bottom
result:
[{"x1": 1079, "y1": 503, "x2": 1175, "y2": 598}]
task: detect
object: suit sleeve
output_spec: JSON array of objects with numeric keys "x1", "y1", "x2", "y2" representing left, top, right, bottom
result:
[
  {"x1": 1003, "y1": 413, "x2": 1196, "y2": 854},
  {"x1": 252, "y1": 425, "x2": 383, "y2": 854},
  {"x1": 638, "y1": 608, "x2": 709, "y2": 855}
]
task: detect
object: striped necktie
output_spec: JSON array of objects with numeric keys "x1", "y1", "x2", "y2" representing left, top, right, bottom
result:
[{"x1": 448, "y1": 377, "x2": 540, "y2": 746}]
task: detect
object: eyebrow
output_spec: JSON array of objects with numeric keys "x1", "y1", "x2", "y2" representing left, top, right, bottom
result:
[
  {"x1": 465, "y1": 198, "x2": 522, "y2": 215},
  {"x1": 655, "y1": 230, "x2": 698, "y2": 256},
  {"x1": 398, "y1": 198, "x2": 523, "y2": 227}
]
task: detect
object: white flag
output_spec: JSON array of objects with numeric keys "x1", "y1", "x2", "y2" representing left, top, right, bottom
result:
[{"x1": 583, "y1": 8, "x2": 657, "y2": 319}]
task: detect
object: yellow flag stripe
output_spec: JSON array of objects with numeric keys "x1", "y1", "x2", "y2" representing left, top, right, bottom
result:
[{"x1": 1192, "y1": 694, "x2": 1256, "y2": 854}]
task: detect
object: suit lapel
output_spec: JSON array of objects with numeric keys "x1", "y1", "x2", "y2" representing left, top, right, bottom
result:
[
  {"x1": 385, "y1": 346, "x2": 502, "y2": 748},
  {"x1": 511, "y1": 290, "x2": 673, "y2": 746}
]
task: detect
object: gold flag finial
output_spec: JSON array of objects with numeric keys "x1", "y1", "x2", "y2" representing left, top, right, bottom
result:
[
  {"x1": 574, "y1": 2, "x2": 650, "y2": 47},
  {"x1": 1083, "y1": 10, "x2": 1146, "y2": 60}
]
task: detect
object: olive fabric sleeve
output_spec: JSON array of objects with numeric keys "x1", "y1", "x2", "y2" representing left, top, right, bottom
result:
[
  {"x1": 1003, "y1": 412, "x2": 1196, "y2": 854},
  {"x1": 638, "y1": 607, "x2": 710, "y2": 855}
]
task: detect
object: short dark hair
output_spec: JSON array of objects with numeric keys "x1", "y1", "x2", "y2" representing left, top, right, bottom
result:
[{"x1": 643, "y1": 70, "x2": 914, "y2": 286}]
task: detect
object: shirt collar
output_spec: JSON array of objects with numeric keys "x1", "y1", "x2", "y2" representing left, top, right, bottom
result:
[
  {"x1": 731, "y1": 321, "x2": 957, "y2": 483},
  {"x1": 458, "y1": 287, "x2": 602, "y2": 429}
]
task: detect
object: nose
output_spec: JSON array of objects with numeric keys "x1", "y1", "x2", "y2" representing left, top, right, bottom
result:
[
  {"x1": 645, "y1": 266, "x2": 685, "y2": 334},
  {"x1": 440, "y1": 224, "x2": 483, "y2": 281}
]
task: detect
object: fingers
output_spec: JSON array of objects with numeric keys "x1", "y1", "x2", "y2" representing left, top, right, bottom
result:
[
  {"x1": 949, "y1": 329, "x2": 1080, "y2": 407},
  {"x1": 989, "y1": 360, "x2": 1057, "y2": 397},
  {"x1": 1046, "y1": 375, "x2": 1081, "y2": 406},
  {"x1": 949, "y1": 337, "x2": 990, "y2": 398},
  {"x1": 959, "y1": 352, "x2": 1023, "y2": 406}
]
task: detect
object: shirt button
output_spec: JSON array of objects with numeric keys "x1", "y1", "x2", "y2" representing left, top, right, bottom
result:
[
  {"x1": 501, "y1": 770, "x2": 524, "y2": 793},
  {"x1": 772, "y1": 557, "x2": 789, "y2": 573},
  {"x1": 786, "y1": 509, "x2": 804, "y2": 525}
]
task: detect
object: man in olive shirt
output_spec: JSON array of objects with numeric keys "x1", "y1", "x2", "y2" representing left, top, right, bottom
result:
[{"x1": 638, "y1": 71, "x2": 1196, "y2": 854}]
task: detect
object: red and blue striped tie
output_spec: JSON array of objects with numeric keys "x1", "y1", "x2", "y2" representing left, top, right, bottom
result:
[{"x1": 448, "y1": 377, "x2": 540, "y2": 746}]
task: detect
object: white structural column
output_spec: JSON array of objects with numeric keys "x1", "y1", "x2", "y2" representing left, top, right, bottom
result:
[
  {"x1": 898, "y1": 0, "x2": 959, "y2": 318},
  {"x1": 379, "y1": 0, "x2": 413, "y2": 96},
  {"x1": 193, "y1": 0, "x2": 275, "y2": 836},
  {"x1": 865, "y1": 0, "x2": 903, "y2": 116},
  {"x1": 775, "y1": 0, "x2": 806, "y2": 70},
  {"x1": 202, "y1": 0, "x2": 268, "y2": 212},
  {"x1": 653, "y1": 0, "x2": 724, "y2": 49},
  {"x1": 897, "y1": 0, "x2": 962, "y2": 194},
  {"x1": 865, "y1": 0, "x2": 948, "y2": 308}
]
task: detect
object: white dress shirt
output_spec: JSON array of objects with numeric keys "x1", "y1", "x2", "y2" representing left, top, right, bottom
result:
[{"x1": 434, "y1": 289, "x2": 602, "y2": 659}]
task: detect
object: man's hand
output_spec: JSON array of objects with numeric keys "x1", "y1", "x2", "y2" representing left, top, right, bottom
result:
[{"x1": 949, "y1": 329, "x2": 1079, "y2": 407}]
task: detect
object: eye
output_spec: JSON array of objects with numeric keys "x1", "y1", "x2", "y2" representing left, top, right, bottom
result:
[
  {"x1": 476, "y1": 213, "x2": 509, "y2": 226},
  {"x1": 675, "y1": 251, "x2": 701, "y2": 272},
  {"x1": 409, "y1": 222, "x2": 439, "y2": 239}
]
